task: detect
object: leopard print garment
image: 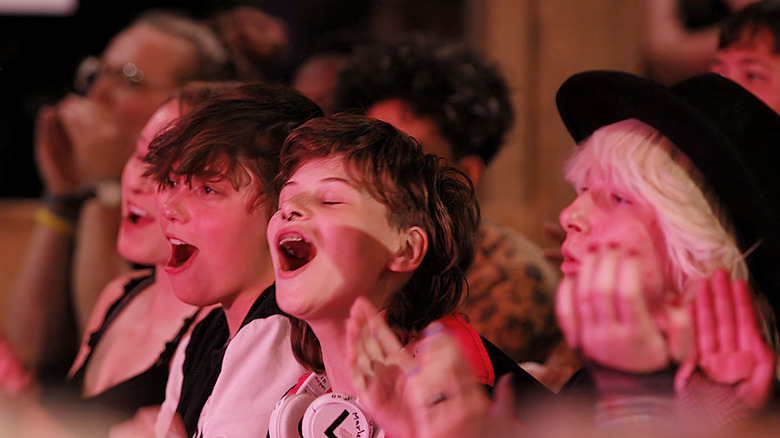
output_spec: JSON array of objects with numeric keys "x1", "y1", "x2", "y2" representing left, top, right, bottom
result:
[{"x1": 460, "y1": 219, "x2": 562, "y2": 363}]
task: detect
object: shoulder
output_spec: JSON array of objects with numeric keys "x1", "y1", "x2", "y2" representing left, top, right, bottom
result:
[{"x1": 84, "y1": 269, "x2": 154, "y2": 336}]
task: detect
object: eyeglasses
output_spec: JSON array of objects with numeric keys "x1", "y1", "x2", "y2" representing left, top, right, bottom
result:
[{"x1": 73, "y1": 55, "x2": 160, "y2": 95}]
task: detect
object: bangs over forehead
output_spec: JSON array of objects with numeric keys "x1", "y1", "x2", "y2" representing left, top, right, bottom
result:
[
  {"x1": 145, "y1": 83, "x2": 324, "y2": 208},
  {"x1": 277, "y1": 115, "x2": 431, "y2": 229},
  {"x1": 565, "y1": 119, "x2": 669, "y2": 205}
]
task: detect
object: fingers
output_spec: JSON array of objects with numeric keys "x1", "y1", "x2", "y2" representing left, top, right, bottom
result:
[
  {"x1": 712, "y1": 269, "x2": 738, "y2": 352},
  {"x1": 694, "y1": 276, "x2": 718, "y2": 355},
  {"x1": 731, "y1": 276, "x2": 762, "y2": 351},
  {"x1": 740, "y1": 342, "x2": 776, "y2": 408},
  {"x1": 347, "y1": 297, "x2": 415, "y2": 405},
  {"x1": 407, "y1": 327, "x2": 487, "y2": 423},
  {"x1": 575, "y1": 246, "x2": 600, "y2": 327},
  {"x1": 35, "y1": 105, "x2": 80, "y2": 193},
  {"x1": 567, "y1": 244, "x2": 671, "y2": 372},
  {"x1": 491, "y1": 373, "x2": 518, "y2": 419},
  {"x1": 693, "y1": 269, "x2": 774, "y2": 395},
  {"x1": 614, "y1": 251, "x2": 649, "y2": 326},
  {"x1": 729, "y1": 275, "x2": 776, "y2": 408},
  {"x1": 587, "y1": 245, "x2": 620, "y2": 323}
]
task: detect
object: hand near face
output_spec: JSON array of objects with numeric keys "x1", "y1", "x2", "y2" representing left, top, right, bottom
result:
[
  {"x1": 35, "y1": 104, "x2": 81, "y2": 195},
  {"x1": 55, "y1": 94, "x2": 135, "y2": 185},
  {"x1": 677, "y1": 269, "x2": 776, "y2": 409},
  {"x1": 347, "y1": 297, "x2": 523, "y2": 438},
  {"x1": 347, "y1": 296, "x2": 418, "y2": 438},
  {"x1": 556, "y1": 244, "x2": 693, "y2": 373}
]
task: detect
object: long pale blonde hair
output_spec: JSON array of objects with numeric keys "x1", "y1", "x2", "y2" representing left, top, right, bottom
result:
[{"x1": 565, "y1": 119, "x2": 748, "y2": 296}]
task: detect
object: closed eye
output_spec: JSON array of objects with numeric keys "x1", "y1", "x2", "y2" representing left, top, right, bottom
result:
[{"x1": 611, "y1": 193, "x2": 632, "y2": 204}]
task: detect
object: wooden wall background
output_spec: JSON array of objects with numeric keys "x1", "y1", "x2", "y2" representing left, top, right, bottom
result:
[{"x1": 468, "y1": 0, "x2": 643, "y2": 248}]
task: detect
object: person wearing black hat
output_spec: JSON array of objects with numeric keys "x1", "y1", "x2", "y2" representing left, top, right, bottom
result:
[
  {"x1": 341, "y1": 70, "x2": 780, "y2": 437},
  {"x1": 551, "y1": 69, "x2": 779, "y2": 433}
]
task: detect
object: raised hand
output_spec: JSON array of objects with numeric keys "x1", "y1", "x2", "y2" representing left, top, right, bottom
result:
[
  {"x1": 347, "y1": 296, "x2": 417, "y2": 438},
  {"x1": 556, "y1": 244, "x2": 693, "y2": 373},
  {"x1": 347, "y1": 297, "x2": 523, "y2": 438},
  {"x1": 56, "y1": 94, "x2": 135, "y2": 184},
  {"x1": 34, "y1": 105, "x2": 81, "y2": 195},
  {"x1": 681, "y1": 269, "x2": 776, "y2": 408}
]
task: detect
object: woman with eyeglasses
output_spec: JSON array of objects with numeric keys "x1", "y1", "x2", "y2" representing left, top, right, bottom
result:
[{"x1": 4, "y1": 9, "x2": 233, "y2": 389}]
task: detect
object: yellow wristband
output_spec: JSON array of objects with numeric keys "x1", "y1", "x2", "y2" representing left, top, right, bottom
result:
[{"x1": 36, "y1": 208, "x2": 74, "y2": 237}]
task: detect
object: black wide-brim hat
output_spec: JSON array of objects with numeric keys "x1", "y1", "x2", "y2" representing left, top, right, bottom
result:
[{"x1": 556, "y1": 70, "x2": 780, "y2": 327}]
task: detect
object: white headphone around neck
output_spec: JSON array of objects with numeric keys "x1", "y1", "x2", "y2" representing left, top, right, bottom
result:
[{"x1": 269, "y1": 373, "x2": 379, "y2": 438}]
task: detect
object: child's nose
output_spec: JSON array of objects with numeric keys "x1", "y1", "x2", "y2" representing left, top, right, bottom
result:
[
  {"x1": 160, "y1": 190, "x2": 188, "y2": 223},
  {"x1": 280, "y1": 194, "x2": 311, "y2": 222}
]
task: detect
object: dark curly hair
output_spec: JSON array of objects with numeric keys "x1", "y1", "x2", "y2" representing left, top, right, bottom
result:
[
  {"x1": 719, "y1": 0, "x2": 780, "y2": 52},
  {"x1": 276, "y1": 113, "x2": 480, "y2": 372},
  {"x1": 144, "y1": 83, "x2": 323, "y2": 212},
  {"x1": 334, "y1": 34, "x2": 514, "y2": 165}
]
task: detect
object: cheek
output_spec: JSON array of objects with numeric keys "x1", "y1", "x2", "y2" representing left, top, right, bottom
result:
[
  {"x1": 121, "y1": 160, "x2": 142, "y2": 186},
  {"x1": 637, "y1": 221, "x2": 671, "y2": 308}
]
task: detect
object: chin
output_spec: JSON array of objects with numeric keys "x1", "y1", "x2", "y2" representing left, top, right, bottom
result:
[{"x1": 275, "y1": 289, "x2": 310, "y2": 319}]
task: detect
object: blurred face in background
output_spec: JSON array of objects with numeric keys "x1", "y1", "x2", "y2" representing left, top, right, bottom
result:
[
  {"x1": 83, "y1": 23, "x2": 197, "y2": 141},
  {"x1": 118, "y1": 99, "x2": 180, "y2": 264},
  {"x1": 712, "y1": 29, "x2": 780, "y2": 114}
]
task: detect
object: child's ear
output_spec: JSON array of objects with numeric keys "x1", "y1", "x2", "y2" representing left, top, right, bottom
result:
[{"x1": 388, "y1": 226, "x2": 428, "y2": 273}]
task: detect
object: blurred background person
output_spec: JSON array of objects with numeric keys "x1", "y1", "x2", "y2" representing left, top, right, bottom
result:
[
  {"x1": 642, "y1": 0, "x2": 760, "y2": 86},
  {"x1": 711, "y1": 0, "x2": 780, "y2": 113}
]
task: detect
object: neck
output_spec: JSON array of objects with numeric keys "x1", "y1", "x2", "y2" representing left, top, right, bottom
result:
[
  {"x1": 222, "y1": 263, "x2": 276, "y2": 338},
  {"x1": 309, "y1": 319, "x2": 357, "y2": 395}
]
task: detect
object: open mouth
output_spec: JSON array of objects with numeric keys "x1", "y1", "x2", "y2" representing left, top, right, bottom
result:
[
  {"x1": 168, "y1": 238, "x2": 199, "y2": 269},
  {"x1": 278, "y1": 232, "x2": 315, "y2": 272},
  {"x1": 125, "y1": 204, "x2": 153, "y2": 225}
]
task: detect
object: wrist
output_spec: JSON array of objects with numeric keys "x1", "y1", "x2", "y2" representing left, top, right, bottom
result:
[
  {"x1": 94, "y1": 179, "x2": 122, "y2": 210},
  {"x1": 42, "y1": 189, "x2": 95, "y2": 223},
  {"x1": 584, "y1": 361, "x2": 679, "y2": 429},
  {"x1": 586, "y1": 360, "x2": 676, "y2": 397}
]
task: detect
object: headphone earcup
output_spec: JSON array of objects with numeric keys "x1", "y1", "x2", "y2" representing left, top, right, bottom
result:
[
  {"x1": 269, "y1": 392, "x2": 318, "y2": 438},
  {"x1": 301, "y1": 392, "x2": 374, "y2": 438}
]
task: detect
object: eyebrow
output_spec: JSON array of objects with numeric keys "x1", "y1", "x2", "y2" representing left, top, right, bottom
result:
[
  {"x1": 280, "y1": 176, "x2": 358, "y2": 191},
  {"x1": 320, "y1": 177, "x2": 355, "y2": 187}
]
